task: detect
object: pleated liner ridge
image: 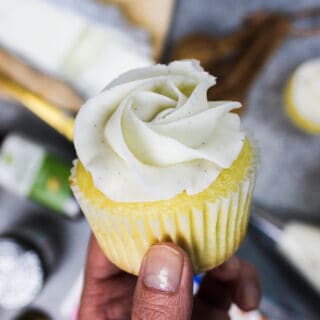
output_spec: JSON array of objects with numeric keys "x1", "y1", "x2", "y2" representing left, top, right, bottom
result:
[{"x1": 71, "y1": 155, "x2": 257, "y2": 275}]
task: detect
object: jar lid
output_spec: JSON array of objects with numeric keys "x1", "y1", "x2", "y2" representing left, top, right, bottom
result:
[{"x1": 14, "y1": 308, "x2": 51, "y2": 320}]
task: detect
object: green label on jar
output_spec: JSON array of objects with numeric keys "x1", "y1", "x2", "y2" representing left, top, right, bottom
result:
[
  {"x1": 28, "y1": 154, "x2": 79, "y2": 217},
  {"x1": 0, "y1": 134, "x2": 79, "y2": 218}
]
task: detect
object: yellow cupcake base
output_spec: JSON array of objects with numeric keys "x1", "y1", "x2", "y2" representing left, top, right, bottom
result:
[{"x1": 70, "y1": 140, "x2": 257, "y2": 275}]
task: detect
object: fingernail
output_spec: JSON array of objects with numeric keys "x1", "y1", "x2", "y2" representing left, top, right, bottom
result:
[
  {"x1": 141, "y1": 245, "x2": 183, "y2": 293},
  {"x1": 240, "y1": 281, "x2": 259, "y2": 309}
]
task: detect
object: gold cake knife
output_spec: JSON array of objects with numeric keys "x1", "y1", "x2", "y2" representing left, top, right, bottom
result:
[{"x1": 0, "y1": 72, "x2": 75, "y2": 141}]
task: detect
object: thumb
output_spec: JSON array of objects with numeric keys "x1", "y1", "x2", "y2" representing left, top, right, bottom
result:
[{"x1": 132, "y1": 243, "x2": 194, "y2": 320}]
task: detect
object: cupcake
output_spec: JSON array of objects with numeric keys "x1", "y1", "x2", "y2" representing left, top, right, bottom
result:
[
  {"x1": 70, "y1": 60, "x2": 257, "y2": 275},
  {"x1": 285, "y1": 58, "x2": 320, "y2": 134}
]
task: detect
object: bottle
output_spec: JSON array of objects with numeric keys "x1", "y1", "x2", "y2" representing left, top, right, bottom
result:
[{"x1": 0, "y1": 132, "x2": 81, "y2": 219}]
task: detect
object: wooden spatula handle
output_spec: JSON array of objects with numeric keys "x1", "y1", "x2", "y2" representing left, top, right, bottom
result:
[{"x1": 0, "y1": 47, "x2": 83, "y2": 112}]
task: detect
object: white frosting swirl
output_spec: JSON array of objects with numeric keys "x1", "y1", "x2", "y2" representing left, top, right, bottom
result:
[{"x1": 74, "y1": 60, "x2": 245, "y2": 202}]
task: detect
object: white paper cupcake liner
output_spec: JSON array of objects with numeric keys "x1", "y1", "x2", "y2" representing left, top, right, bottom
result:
[{"x1": 71, "y1": 144, "x2": 257, "y2": 275}]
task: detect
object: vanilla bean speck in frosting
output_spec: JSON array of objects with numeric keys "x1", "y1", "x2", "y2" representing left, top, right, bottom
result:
[{"x1": 74, "y1": 60, "x2": 245, "y2": 202}]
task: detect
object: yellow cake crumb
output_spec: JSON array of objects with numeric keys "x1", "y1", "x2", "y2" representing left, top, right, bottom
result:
[{"x1": 75, "y1": 139, "x2": 253, "y2": 215}]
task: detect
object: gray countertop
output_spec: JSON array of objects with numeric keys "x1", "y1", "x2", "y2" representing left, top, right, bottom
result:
[{"x1": 0, "y1": 0, "x2": 319, "y2": 319}]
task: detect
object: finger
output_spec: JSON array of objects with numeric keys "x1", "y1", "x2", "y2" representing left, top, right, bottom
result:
[
  {"x1": 79, "y1": 234, "x2": 136, "y2": 320},
  {"x1": 192, "y1": 299, "x2": 230, "y2": 320},
  {"x1": 232, "y1": 260, "x2": 261, "y2": 311},
  {"x1": 195, "y1": 256, "x2": 241, "y2": 311},
  {"x1": 84, "y1": 234, "x2": 120, "y2": 281},
  {"x1": 210, "y1": 256, "x2": 241, "y2": 281},
  {"x1": 195, "y1": 273, "x2": 233, "y2": 312},
  {"x1": 132, "y1": 243, "x2": 193, "y2": 320}
]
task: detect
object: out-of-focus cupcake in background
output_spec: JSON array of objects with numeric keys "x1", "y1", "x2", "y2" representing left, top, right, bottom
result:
[{"x1": 284, "y1": 58, "x2": 320, "y2": 134}]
